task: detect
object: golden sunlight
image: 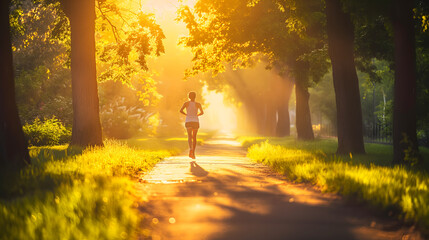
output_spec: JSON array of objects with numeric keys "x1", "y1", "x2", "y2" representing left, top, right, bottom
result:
[
  {"x1": 141, "y1": 0, "x2": 197, "y2": 21},
  {"x1": 7, "y1": 1, "x2": 427, "y2": 239},
  {"x1": 201, "y1": 86, "x2": 238, "y2": 135}
]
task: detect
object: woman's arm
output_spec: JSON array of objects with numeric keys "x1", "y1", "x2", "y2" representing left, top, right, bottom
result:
[
  {"x1": 197, "y1": 103, "x2": 204, "y2": 116},
  {"x1": 179, "y1": 102, "x2": 187, "y2": 116}
]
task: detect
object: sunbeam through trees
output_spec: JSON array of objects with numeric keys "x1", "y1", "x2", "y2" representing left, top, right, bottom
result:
[{"x1": 1, "y1": 0, "x2": 429, "y2": 239}]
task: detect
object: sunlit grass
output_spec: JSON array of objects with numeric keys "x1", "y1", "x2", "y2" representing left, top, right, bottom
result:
[
  {"x1": 0, "y1": 139, "x2": 183, "y2": 239},
  {"x1": 241, "y1": 137, "x2": 429, "y2": 228}
]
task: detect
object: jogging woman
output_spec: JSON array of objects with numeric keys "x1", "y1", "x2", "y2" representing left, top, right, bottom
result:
[{"x1": 180, "y1": 92, "x2": 204, "y2": 159}]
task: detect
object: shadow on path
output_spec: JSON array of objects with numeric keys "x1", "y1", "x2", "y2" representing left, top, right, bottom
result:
[
  {"x1": 136, "y1": 136, "x2": 416, "y2": 240},
  {"x1": 190, "y1": 161, "x2": 209, "y2": 177}
]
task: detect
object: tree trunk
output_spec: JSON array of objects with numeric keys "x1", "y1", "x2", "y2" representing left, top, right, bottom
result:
[
  {"x1": 392, "y1": 0, "x2": 420, "y2": 164},
  {"x1": 62, "y1": 0, "x2": 103, "y2": 146},
  {"x1": 326, "y1": 0, "x2": 365, "y2": 154},
  {"x1": 276, "y1": 78, "x2": 294, "y2": 137},
  {"x1": 0, "y1": 0, "x2": 30, "y2": 169},
  {"x1": 265, "y1": 102, "x2": 277, "y2": 136},
  {"x1": 295, "y1": 81, "x2": 314, "y2": 140}
]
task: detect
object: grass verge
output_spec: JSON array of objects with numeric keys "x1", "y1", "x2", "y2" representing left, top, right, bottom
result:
[
  {"x1": 0, "y1": 138, "x2": 186, "y2": 240},
  {"x1": 239, "y1": 136, "x2": 429, "y2": 229}
]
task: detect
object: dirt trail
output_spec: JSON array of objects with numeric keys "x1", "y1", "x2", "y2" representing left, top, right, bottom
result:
[{"x1": 136, "y1": 136, "x2": 418, "y2": 240}]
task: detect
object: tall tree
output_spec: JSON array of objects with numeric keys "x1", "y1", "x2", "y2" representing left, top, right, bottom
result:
[
  {"x1": 275, "y1": 69, "x2": 294, "y2": 137},
  {"x1": 178, "y1": 0, "x2": 328, "y2": 139},
  {"x1": 326, "y1": 0, "x2": 365, "y2": 154},
  {"x1": 61, "y1": 0, "x2": 103, "y2": 146},
  {"x1": 295, "y1": 71, "x2": 315, "y2": 140},
  {"x1": 14, "y1": 0, "x2": 166, "y2": 144},
  {"x1": 0, "y1": 0, "x2": 30, "y2": 168},
  {"x1": 392, "y1": 0, "x2": 420, "y2": 164},
  {"x1": 415, "y1": 0, "x2": 429, "y2": 148},
  {"x1": 343, "y1": 0, "x2": 425, "y2": 162}
]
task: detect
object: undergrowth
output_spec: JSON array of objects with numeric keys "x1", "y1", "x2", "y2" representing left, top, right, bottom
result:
[{"x1": 23, "y1": 117, "x2": 71, "y2": 146}]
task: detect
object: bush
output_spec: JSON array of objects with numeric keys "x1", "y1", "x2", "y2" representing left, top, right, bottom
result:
[
  {"x1": 100, "y1": 97, "x2": 158, "y2": 139},
  {"x1": 23, "y1": 117, "x2": 71, "y2": 146}
]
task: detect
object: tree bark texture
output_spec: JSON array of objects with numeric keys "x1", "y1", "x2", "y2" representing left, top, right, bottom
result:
[
  {"x1": 295, "y1": 81, "x2": 314, "y2": 140},
  {"x1": 326, "y1": 0, "x2": 365, "y2": 154},
  {"x1": 392, "y1": 0, "x2": 420, "y2": 164},
  {"x1": 63, "y1": 0, "x2": 103, "y2": 146},
  {"x1": 0, "y1": 0, "x2": 30, "y2": 169}
]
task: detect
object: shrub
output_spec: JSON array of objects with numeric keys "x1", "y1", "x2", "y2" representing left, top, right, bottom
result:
[
  {"x1": 100, "y1": 97, "x2": 158, "y2": 139},
  {"x1": 23, "y1": 117, "x2": 71, "y2": 146}
]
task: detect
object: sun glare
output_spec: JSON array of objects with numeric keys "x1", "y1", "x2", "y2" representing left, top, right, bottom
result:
[
  {"x1": 141, "y1": 0, "x2": 197, "y2": 21},
  {"x1": 202, "y1": 86, "x2": 238, "y2": 135}
]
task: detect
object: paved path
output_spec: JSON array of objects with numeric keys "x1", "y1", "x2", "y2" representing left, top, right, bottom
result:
[{"x1": 136, "y1": 136, "x2": 418, "y2": 240}]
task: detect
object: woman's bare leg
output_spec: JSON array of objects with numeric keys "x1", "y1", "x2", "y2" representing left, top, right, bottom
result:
[
  {"x1": 187, "y1": 128, "x2": 193, "y2": 150},
  {"x1": 192, "y1": 128, "x2": 198, "y2": 156},
  {"x1": 187, "y1": 128, "x2": 195, "y2": 159}
]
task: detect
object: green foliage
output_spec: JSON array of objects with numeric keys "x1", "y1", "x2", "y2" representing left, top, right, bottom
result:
[
  {"x1": 0, "y1": 140, "x2": 174, "y2": 239},
  {"x1": 242, "y1": 137, "x2": 429, "y2": 227},
  {"x1": 416, "y1": 35, "x2": 429, "y2": 135},
  {"x1": 1, "y1": 178, "x2": 138, "y2": 240},
  {"x1": 96, "y1": 0, "x2": 165, "y2": 88},
  {"x1": 94, "y1": 0, "x2": 166, "y2": 133},
  {"x1": 99, "y1": 80, "x2": 161, "y2": 139},
  {"x1": 346, "y1": 0, "x2": 429, "y2": 145},
  {"x1": 309, "y1": 71, "x2": 337, "y2": 129},
  {"x1": 400, "y1": 133, "x2": 421, "y2": 166},
  {"x1": 416, "y1": 1, "x2": 429, "y2": 33},
  {"x1": 11, "y1": 1, "x2": 73, "y2": 125},
  {"x1": 100, "y1": 98, "x2": 158, "y2": 139},
  {"x1": 177, "y1": 0, "x2": 329, "y2": 136},
  {"x1": 23, "y1": 117, "x2": 71, "y2": 146},
  {"x1": 11, "y1": 0, "x2": 165, "y2": 131},
  {"x1": 15, "y1": 65, "x2": 72, "y2": 125},
  {"x1": 309, "y1": 59, "x2": 396, "y2": 137},
  {"x1": 178, "y1": 0, "x2": 328, "y2": 83},
  {"x1": 359, "y1": 59, "x2": 394, "y2": 132}
]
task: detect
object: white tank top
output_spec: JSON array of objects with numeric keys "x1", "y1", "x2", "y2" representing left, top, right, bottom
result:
[{"x1": 186, "y1": 102, "x2": 199, "y2": 122}]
